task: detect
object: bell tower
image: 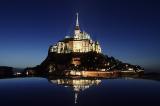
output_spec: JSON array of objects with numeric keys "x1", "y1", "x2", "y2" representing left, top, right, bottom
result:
[{"x1": 74, "y1": 13, "x2": 81, "y2": 38}]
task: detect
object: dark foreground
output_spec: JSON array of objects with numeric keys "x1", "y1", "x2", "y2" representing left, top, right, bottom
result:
[{"x1": 0, "y1": 77, "x2": 160, "y2": 106}]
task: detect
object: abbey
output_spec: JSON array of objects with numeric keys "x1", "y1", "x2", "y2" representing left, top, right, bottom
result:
[
  {"x1": 49, "y1": 13, "x2": 102, "y2": 53},
  {"x1": 23, "y1": 14, "x2": 144, "y2": 76}
]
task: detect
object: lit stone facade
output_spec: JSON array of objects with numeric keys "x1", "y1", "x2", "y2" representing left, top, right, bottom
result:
[{"x1": 49, "y1": 13, "x2": 102, "y2": 53}]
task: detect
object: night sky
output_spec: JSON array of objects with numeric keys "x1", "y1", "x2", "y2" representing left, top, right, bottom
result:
[{"x1": 0, "y1": 0, "x2": 160, "y2": 72}]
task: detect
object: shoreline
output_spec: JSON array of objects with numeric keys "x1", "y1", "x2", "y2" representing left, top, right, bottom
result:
[{"x1": 58, "y1": 70, "x2": 144, "y2": 78}]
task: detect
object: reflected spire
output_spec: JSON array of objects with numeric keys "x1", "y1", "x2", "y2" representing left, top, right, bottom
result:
[{"x1": 75, "y1": 92, "x2": 78, "y2": 104}]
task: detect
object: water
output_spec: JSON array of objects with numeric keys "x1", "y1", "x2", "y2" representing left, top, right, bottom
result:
[{"x1": 0, "y1": 77, "x2": 160, "y2": 106}]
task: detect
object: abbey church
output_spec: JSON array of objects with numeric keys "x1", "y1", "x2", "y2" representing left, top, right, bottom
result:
[{"x1": 49, "y1": 13, "x2": 102, "y2": 54}]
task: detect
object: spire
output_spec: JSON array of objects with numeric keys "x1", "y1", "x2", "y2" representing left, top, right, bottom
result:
[
  {"x1": 74, "y1": 13, "x2": 80, "y2": 37},
  {"x1": 76, "y1": 13, "x2": 79, "y2": 26},
  {"x1": 75, "y1": 13, "x2": 80, "y2": 30}
]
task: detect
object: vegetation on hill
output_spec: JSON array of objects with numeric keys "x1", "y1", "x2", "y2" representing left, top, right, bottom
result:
[{"x1": 24, "y1": 52, "x2": 143, "y2": 75}]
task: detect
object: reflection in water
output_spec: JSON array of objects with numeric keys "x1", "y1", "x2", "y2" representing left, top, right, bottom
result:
[
  {"x1": 50, "y1": 78, "x2": 101, "y2": 104},
  {"x1": 0, "y1": 77, "x2": 160, "y2": 106}
]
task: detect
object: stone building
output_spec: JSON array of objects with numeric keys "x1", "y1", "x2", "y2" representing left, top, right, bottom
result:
[{"x1": 49, "y1": 13, "x2": 102, "y2": 54}]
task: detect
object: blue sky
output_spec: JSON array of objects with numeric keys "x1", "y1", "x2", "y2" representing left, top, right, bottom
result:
[{"x1": 0, "y1": 0, "x2": 160, "y2": 72}]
